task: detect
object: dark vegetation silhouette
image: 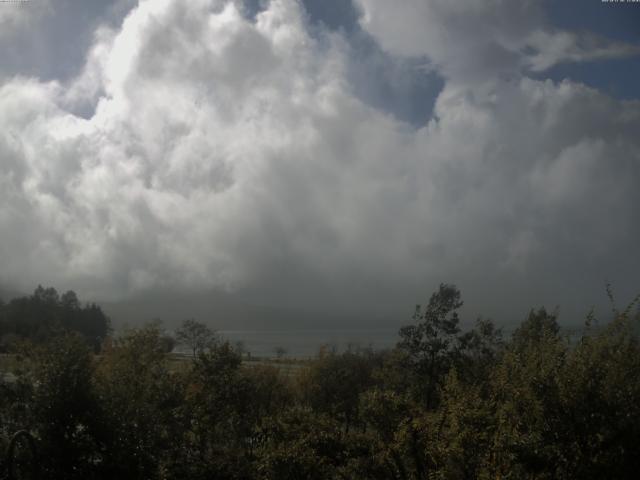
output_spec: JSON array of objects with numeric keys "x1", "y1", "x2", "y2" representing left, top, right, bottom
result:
[
  {"x1": 175, "y1": 318, "x2": 217, "y2": 357},
  {"x1": 0, "y1": 286, "x2": 109, "y2": 352},
  {"x1": 0, "y1": 284, "x2": 639, "y2": 479}
]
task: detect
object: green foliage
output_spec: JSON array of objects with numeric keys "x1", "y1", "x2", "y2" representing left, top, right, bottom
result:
[
  {"x1": 0, "y1": 357, "x2": 34, "y2": 464},
  {"x1": 255, "y1": 407, "x2": 344, "y2": 480},
  {"x1": 30, "y1": 334, "x2": 100, "y2": 479},
  {"x1": 511, "y1": 307, "x2": 560, "y2": 351},
  {"x1": 94, "y1": 324, "x2": 186, "y2": 479},
  {"x1": 300, "y1": 349, "x2": 379, "y2": 432},
  {"x1": 456, "y1": 317, "x2": 504, "y2": 385},
  {"x1": 397, "y1": 283, "x2": 463, "y2": 408},
  {"x1": 430, "y1": 370, "x2": 496, "y2": 479},
  {"x1": 1, "y1": 283, "x2": 639, "y2": 479}
]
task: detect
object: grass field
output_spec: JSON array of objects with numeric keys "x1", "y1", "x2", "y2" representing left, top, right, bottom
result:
[
  {"x1": 0, "y1": 352, "x2": 311, "y2": 382},
  {"x1": 167, "y1": 352, "x2": 310, "y2": 378}
]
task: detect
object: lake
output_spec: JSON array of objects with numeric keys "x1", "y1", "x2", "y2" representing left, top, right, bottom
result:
[{"x1": 216, "y1": 328, "x2": 399, "y2": 358}]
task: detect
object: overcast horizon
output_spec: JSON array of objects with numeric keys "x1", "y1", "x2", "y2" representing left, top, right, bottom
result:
[{"x1": 1, "y1": 0, "x2": 639, "y2": 328}]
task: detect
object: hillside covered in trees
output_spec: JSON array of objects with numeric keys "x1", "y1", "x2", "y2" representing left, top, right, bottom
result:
[
  {"x1": 1, "y1": 284, "x2": 639, "y2": 479},
  {"x1": 0, "y1": 286, "x2": 110, "y2": 352}
]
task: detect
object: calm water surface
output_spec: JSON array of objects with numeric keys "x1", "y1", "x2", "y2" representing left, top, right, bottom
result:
[
  {"x1": 217, "y1": 329, "x2": 399, "y2": 358},
  {"x1": 180, "y1": 326, "x2": 588, "y2": 358}
]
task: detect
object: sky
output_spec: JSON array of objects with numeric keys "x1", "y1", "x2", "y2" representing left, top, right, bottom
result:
[{"x1": 0, "y1": 0, "x2": 639, "y2": 328}]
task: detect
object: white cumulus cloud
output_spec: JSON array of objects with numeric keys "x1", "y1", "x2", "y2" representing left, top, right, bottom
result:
[{"x1": 0, "y1": 0, "x2": 638, "y2": 320}]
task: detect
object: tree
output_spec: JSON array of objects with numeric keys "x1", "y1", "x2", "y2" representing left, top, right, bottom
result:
[
  {"x1": 0, "y1": 286, "x2": 110, "y2": 350},
  {"x1": 31, "y1": 334, "x2": 101, "y2": 479},
  {"x1": 60, "y1": 290, "x2": 80, "y2": 310},
  {"x1": 359, "y1": 388, "x2": 416, "y2": 478},
  {"x1": 511, "y1": 307, "x2": 560, "y2": 351},
  {"x1": 456, "y1": 317, "x2": 504, "y2": 384},
  {"x1": 397, "y1": 283, "x2": 463, "y2": 408},
  {"x1": 301, "y1": 350, "x2": 378, "y2": 433},
  {"x1": 95, "y1": 324, "x2": 186, "y2": 479},
  {"x1": 254, "y1": 407, "x2": 347, "y2": 480},
  {"x1": 175, "y1": 319, "x2": 217, "y2": 357},
  {"x1": 33, "y1": 285, "x2": 59, "y2": 305},
  {"x1": 274, "y1": 346, "x2": 287, "y2": 359},
  {"x1": 183, "y1": 342, "x2": 256, "y2": 478}
]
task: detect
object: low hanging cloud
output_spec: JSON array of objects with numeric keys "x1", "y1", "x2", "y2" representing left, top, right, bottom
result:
[{"x1": 0, "y1": 0, "x2": 639, "y2": 320}]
